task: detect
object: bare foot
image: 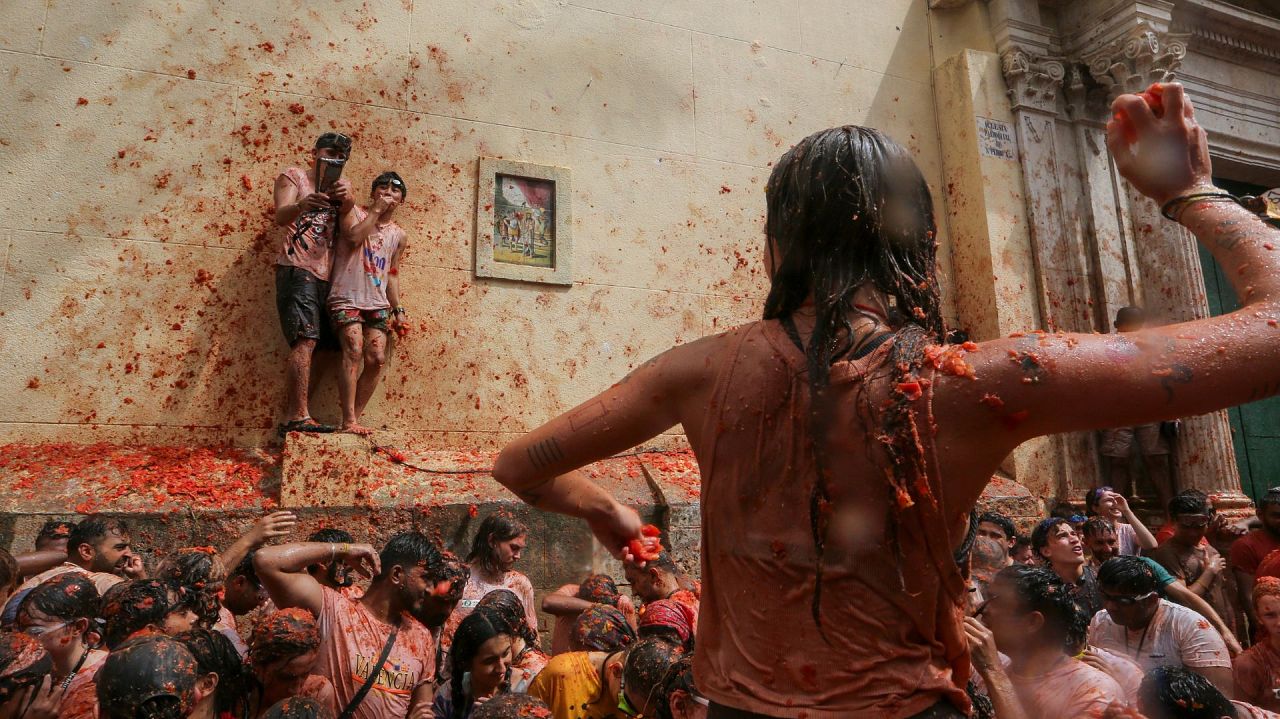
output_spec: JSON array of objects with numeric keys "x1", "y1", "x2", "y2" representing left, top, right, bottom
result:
[{"x1": 341, "y1": 422, "x2": 373, "y2": 435}]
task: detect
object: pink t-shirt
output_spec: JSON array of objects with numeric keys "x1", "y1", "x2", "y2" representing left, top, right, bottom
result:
[
  {"x1": 1234, "y1": 701, "x2": 1280, "y2": 718},
  {"x1": 1009, "y1": 657, "x2": 1125, "y2": 719},
  {"x1": 328, "y1": 206, "x2": 404, "y2": 312},
  {"x1": 442, "y1": 570, "x2": 538, "y2": 654},
  {"x1": 11, "y1": 563, "x2": 122, "y2": 604},
  {"x1": 314, "y1": 587, "x2": 434, "y2": 719},
  {"x1": 276, "y1": 167, "x2": 339, "y2": 281}
]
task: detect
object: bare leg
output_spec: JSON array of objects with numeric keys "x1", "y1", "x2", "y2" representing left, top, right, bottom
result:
[
  {"x1": 337, "y1": 323, "x2": 370, "y2": 434},
  {"x1": 354, "y1": 326, "x2": 388, "y2": 421},
  {"x1": 1147, "y1": 454, "x2": 1174, "y2": 513},
  {"x1": 285, "y1": 338, "x2": 317, "y2": 422}
]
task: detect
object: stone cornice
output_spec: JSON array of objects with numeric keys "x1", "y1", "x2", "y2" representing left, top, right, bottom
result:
[{"x1": 1174, "y1": 0, "x2": 1280, "y2": 71}]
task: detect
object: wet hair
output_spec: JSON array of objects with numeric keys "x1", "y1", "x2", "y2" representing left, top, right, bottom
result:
[
  {"x1": 1254, "y1": 576, "x2": 1280, "y2": 611},
  {"x1": 1098, "y1": 556, "x2": 1159, "y2": 595},
  {"x1": 621, "y1": 638, "x2": 684, "y2": 711},
  {"x1": 96, "y1": 635, "x2": 199, "y2": 719},
  {"x1": 573, "y1": 604, "x2": 637, "y2": 652},
  {"x1": 175, "y1": 628, "x2": 251, "y2": 715},
  {"x1": 1137, "y1": 665, "x2": 1236, "y2": 719},
  {"x1": 378, "y1": 531, "x2": 444, "y2": 580},
  {"x1": 17, "y1": 573, "x2": 100, "y2": 627},
  {"x1": 644, "y1": 551, "x2": 679, "y2": 575},
  {"x1": 575, "y1": 574, "x2": 622, "y2": 606},
  {"x1": 262, "y1": 697, "x2": 336, "y2": 719},
  {"x1": 100, "y1": 579, "x2": 175, "y2": 649},
  {"x1": 431, "y1": 551, "x2": 470, "y2": 596},
  {"x1": 1012, "y1": 535, "x2": 1032, "y2": 556},
  {"x1": 1260, "y1": 488, "x2": 1280, "y2": 512},
  {"x1": 249, "y1": 607, "x2": 321, "y2": 669},
  {"x1": 1030, "y1": 517, "x2": 1073, "y2": 557},
  {"x1": 1114, "y1": 306, "x2": 1145, "y2": 329},
  {"x1": 1083, "y1": 487, "x2": 1115, "y2": 516},
  {"x1": 1081, "y1": 516, "x2": 1117, "y2": 539},
  {"x1": 466, "y1": 514, "x2": 528, "y2": 577},
  {"x1": 231, "y1": 549, "x2": 261, "y2": 588},
  {"x1": 977, "y1": 512, "x2": 1016, "y2": 541},
  {"x1": 762, "y1": 126, "x2": 942, "y2": 631},
  {"x1": 470, "y1": 694, "x2": 552, "y2": 719},
  {"x1": 307, "y1": 528, "x2": 354, "y2": 544},
  {"x1": 36, "y1": 519, "x2": 76, "y2": 548},
  {"x1": 155, "y1": 548, "x2": 226, "y2": 628},
  {"x1": 0, "y1": 630, "x2": 53, "y2": 698},
  {"x1": 313, "y1": 132, "x2": 351, "y2": 155},
  {"x1": 449, "y1": 607, "x2": 509, "y2": 719},
  {"x1": 966, "y1": 680, "x2": 996, "y2": 719},
  {"x1": 476, "y1": 589, "x2": 537, "y2": 646},
  {"x1": 1168, "y1": 490, "x2": 1212, "y2": 518},
  {"x1": 371, "y1": 171, "x2": 408, "y2": 199},
  {"x1": 68, "y1": 516, "x2": 128, "y2": 556},
  {"x1": 0, "y1": 548, "x2": 18, "y2": 595},
  {"x1": 996, "y1": 564, "x2": 1089, "y2": 652},
  {"x1": 654, "y1": 655, "x2": 696, "y2": 719}
]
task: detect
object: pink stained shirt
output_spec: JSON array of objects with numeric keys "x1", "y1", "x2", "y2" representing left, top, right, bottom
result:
[
  {"x1": 328, "y1": 206, "x2": 404, "y2": 312},
  {"x1": 1008, "y1": 657, "x2": 1126, "y2": 719},
  {"x1": 275, "y1": 166, "x2": 339, "y2": 281}
]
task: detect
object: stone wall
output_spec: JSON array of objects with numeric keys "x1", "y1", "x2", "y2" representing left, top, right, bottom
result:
[{"x1": 0, "y1": 0, "x2": 962, "y2": 449}]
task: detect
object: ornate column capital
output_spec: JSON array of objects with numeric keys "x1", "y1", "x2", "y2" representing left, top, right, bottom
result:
[
  {"x1": 1082, "y1": 22, "x2": 1189, "y2": 99},
  {"x1": 1000, "y1": 46, "x2": 1066, "y2": 114}
]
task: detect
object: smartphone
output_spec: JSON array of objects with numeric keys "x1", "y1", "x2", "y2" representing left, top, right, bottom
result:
[{"x1": 316, "y1": 156, "x2": 346, "y2": 194}]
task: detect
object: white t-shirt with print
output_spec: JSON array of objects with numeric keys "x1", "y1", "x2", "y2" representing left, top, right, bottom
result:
[{"x1": 1087, "y1": 598, "x2": 1231, "y2": 673}]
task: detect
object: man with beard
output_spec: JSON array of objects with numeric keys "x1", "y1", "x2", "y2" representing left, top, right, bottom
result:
[
  {"x1": 3, "y1": 516, "x2": 142, "y2": 623},
  {"x1": 256, "y1": 532, "x2": 459, "y2": 718}
]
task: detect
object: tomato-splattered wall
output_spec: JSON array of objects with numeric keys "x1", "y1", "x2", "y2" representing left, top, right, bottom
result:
[{"x1": 0, "y1": 0, "x2": 958, "y2": 448}]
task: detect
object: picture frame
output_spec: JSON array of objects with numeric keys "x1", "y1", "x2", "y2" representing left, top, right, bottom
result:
[{"x1": 474, "y1": 158, "x2": 573, "y2": 286}]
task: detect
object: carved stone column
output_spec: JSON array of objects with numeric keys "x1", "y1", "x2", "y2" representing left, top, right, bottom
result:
[
  {"x1": 1083, "y1": 25, "x2": 1250, "y2": 516},
  {"x1": 1000, "y1": 46, "x2": 1104, "y2": 499}
]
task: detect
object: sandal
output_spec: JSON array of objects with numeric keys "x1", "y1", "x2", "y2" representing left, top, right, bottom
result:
[{"x1": 278, "y1": 417, "x2": 338, "y2": 436}]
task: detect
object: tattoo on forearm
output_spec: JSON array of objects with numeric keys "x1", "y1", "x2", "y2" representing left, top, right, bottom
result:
[
  {"x1": 1156, "y1": 362, "x2": 1194, "y2": 403},
  {"x1": 1213, "y1": 219, "x2": 1245, "y2": 251},
  {"x1": 569, "y1": 400, "x2": 610, "y2": 431},
  {"x1": 527, "y1": 437, "x2": 565, "y2": 471}
]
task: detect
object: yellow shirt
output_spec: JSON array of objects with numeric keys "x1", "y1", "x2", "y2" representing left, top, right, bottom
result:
[{"x1": 528, "y1": 652, "x2": 619, "y2": 719}]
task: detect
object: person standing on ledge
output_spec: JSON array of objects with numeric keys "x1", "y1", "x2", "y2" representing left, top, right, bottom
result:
[
  {"x1": 273, "y1": 132, "x2": 355, "y2": 435},
  {"x1": 331, "y1": 171, "x2": 409, "y2": 435},
  {"x1": 492, "y1": 84, "x2": 1280, "y2": 718}
]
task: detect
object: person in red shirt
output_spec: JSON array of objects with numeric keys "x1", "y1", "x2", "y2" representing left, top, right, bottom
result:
[
  {"x1": 492, "y1": 85, "x2": 1280, "y2": 717},
  {"x1": 1235, "y1": 577, "x2": 1280, "y2": 712},
  {"x1": 1233, "y1": 489, "x2": 1280, "y2": 632}
]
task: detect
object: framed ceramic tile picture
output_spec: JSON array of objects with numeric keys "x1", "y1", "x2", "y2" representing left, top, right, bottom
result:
[{"x1": 475, "y1": 158, "x2": 572, "y2": 285}]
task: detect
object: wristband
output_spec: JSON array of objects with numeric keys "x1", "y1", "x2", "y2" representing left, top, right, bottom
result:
[
  {"x1": 392, "y1": 307, "x2": 407, "y2": 316},
  {"x1": 1159, "y1": 190, "x2": 1265, "y2": 223}
]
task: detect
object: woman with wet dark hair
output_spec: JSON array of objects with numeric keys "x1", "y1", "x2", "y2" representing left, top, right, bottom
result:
[
  {"x1": 246, "y1": 608, "x2": 335, "y2": 718},
  {"x1": 155, "y1": 548, "x2": 227, "y2": 629},
  {"x1": 495, "y1": 85, "x2": 1280, "y2": 717},
  {"x1": 442, "y1": 514, "x2": 536, "y2": 664},
  {"x1": 100, "y1": 579, "x2": 200, "y2": 650},
  {"x1": 174, "y1": 628, "x2": 251, "y2": 719},
  {"x1": 476, "y1": 589, "x2": 548, "y2": 690},
  {"x1": 434, "y1": 607, "x2": 513, "y2": 719},
  {"x1": 15, "y1": 573, "x2": 105, "y2": 705}
]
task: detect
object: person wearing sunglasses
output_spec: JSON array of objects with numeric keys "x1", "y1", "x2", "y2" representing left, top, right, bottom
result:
[
  {"x1": 330, "y1": 170, "x2": 410, "y2": 435},
  {"x1": 529, "y1": 637, "x2": 680, "y2": 718},
  {"x1": 1088, "y1": 557, "x2": 1234, "y2": 695},
  {"x1": 1148, "y1": 491, "x2": 1246, "y2": 649},
  {"x1": 965, "y1": 564, "x2": 1124, "y2": 719},
  {"x1": 272, "y1": 132, "x2": 355, "y2": 436}
]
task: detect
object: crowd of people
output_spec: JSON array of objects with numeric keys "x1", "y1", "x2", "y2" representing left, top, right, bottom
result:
[
  {"x1": 7, "y1": 487, "x2": 1280, "y2": 718},
  {"x1": 0, "y1": 510, "x2": 706, "y2": 719}
]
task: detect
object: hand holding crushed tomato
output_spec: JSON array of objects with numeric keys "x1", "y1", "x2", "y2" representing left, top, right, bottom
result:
[
  {"x1": 624, "y1": 524, "x2": 664, "y2": 564},
  {"x1": 1106, "y1": 82, "x2": 1215, "y2": 205},
  {"x1": 585, "y1": 499, "x2": 645, "y2": 561}
]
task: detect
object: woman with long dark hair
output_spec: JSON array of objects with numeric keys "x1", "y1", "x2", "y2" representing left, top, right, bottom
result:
[
  {"x1": 174, "y1": 628, "x2": 253, "y2": 719},
  {"x1": 475, "y1": 589, "x2": 548, "y2": 691},
  {"x1": 442, "y1": 514, "x2": 536, "y2": 663},
  {"x1": 432, "y1": 607, "x2": 513, "y2": 719},
  {"x1": 493, "y1": 86, "x2": 1280, "y2": 716}
]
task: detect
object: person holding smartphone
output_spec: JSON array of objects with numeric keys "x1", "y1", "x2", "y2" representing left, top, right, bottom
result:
[{"x1": 272, "y1": 132, "x2": 355, "y2": 435}]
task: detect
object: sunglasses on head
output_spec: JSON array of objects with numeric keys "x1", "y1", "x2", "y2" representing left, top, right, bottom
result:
[{"x1": 1101, "y1": 590, "x2": 1157, "y2": 606}]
